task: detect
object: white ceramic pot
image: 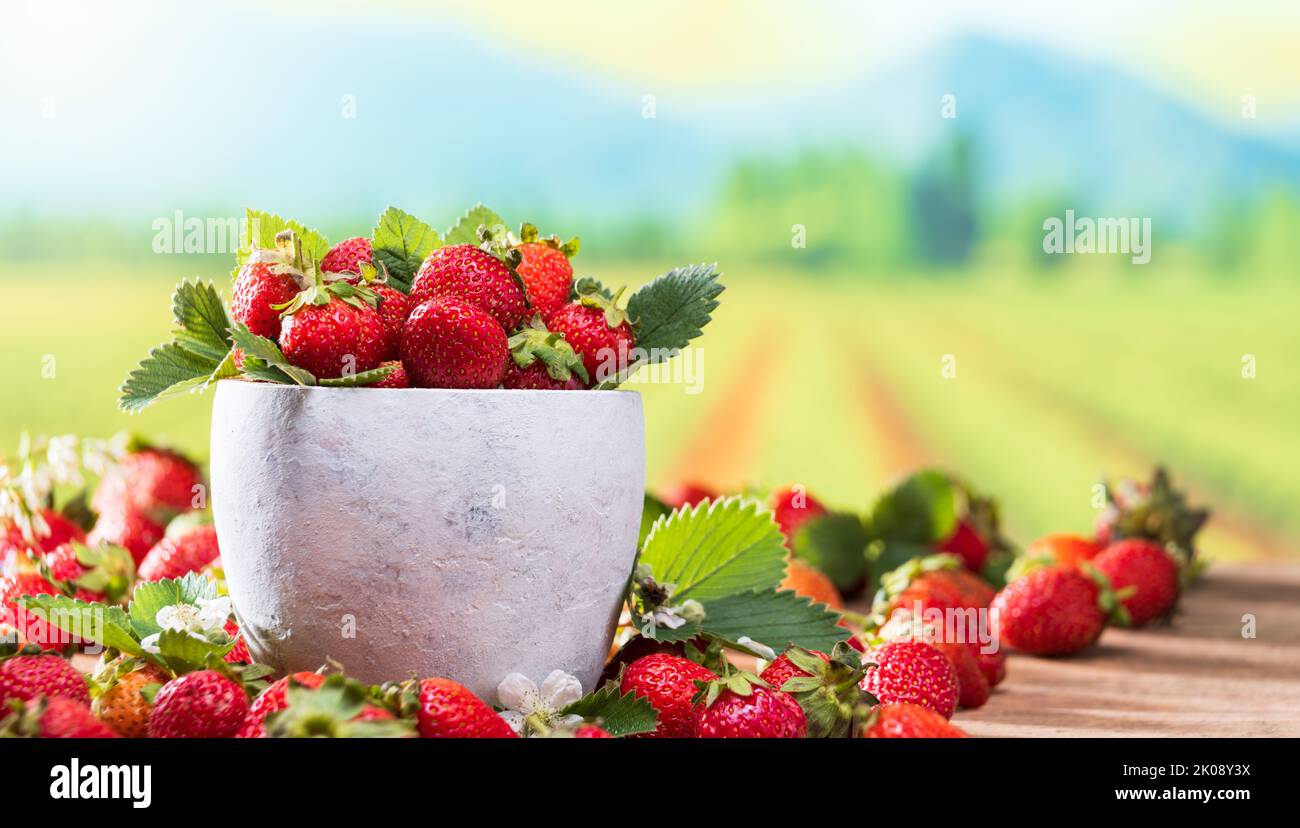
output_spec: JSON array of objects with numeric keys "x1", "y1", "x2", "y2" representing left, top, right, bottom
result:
[{"x1": 209, "y1": 381, "x2": 645, "y2": 702}]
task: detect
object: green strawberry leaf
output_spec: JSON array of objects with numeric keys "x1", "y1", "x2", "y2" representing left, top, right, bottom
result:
[
  {"x1": 317, "y1": 364, "x2": 396, "y2": 387},
  {"x1": 228, "y1": 320, "x2": 317, "y2": 386},
  {"x1": 626, "y1": 263, "x2": 723, "y2": 357},
  {"x1": 444, "y1": 203, "x2": 507, "y2": 247},
  {"x1": 14, "y1": 594, "x2": 141, "y2": 655},
  {"x1": 371, "y1": 206, "x2": 440, "y2": 293},
  {"x1": 156, "y1": 627, "x2": 232, "y2": 674},
  {"x1": 570, "y1": 276, "x2": 614, "y2": 302},
  {"x1": 119, "y1": 280, "x2": 236, "y2": 413},
  {"x1": 238, "y1": 208, "x2": 331, "y2": 270},
  {"x1": 867, "y1": 469, "x2": 957, "y2": 545},
  {"x1": 698, "y1": 589, "x2": 849, "y2": 653},
  {"x1": 865, "y1": 540, "x2": 933, "y2": 596},
  {"x1": 792, "y1": 512, "x2": 871, "y2": 590},
  {"x1": 128, "y1": 574, "x2": 218, "y2": 639},
  {"x1": 560, "y1": 682, "x2": 659, "y2": 737},
  {"x1": 638, "y1": 493, "x2": 670, "y2": 552},
  {"x1": 638, "y1": 497, "x2": 787, "y2": 603}
]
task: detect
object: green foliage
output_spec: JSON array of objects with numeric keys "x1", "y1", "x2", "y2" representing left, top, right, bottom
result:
[
  {"x1": 227, "y1": 320, "x2": 315, "y2": 386},
  {"x1": 792, "y1": 512, "x2": 870, "y2": 590},
  {"x1": 118, "y1": 280, "x2": 235, "y2": 412},
  {"x1": 560, "y1": 682, "x2": 659, "y2": 737},
  {"x1": 371, "y1": 206, "x2": 440, "y2": 292},
  {"x1": 238, "y1": 208, "x2": 330, "y2": 268},
  {"x1": 444, "y1": 203, "x2": 506, "y2": 247}
]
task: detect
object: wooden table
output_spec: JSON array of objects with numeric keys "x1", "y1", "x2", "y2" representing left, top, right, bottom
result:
[{"x1": 958, "y1": 563, "x2": 1300, "y2": 737}]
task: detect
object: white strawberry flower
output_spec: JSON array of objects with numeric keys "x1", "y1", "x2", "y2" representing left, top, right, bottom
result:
[
  {"x1": 45, "y1": 435, "x2": 83, "y2": 487},
  {"x1": 140, "y1": 596, "x2": 234, "y2": 654},
  {"x1": 496, "y1": 670, "x2": 584, "y2": 736},
  {"x1": 637, "y1": 598, "x2": 705, "y2": 638}
]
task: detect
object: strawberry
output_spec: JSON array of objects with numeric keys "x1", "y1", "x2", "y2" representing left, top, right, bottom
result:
[
  {"x1": 1092, "y1": 539, "x2": 1180, "y2": 626},
  {"x1": 990, "y1": 565, "x2": 1120, "y2": 656},
  {"x1": 620, "y1": 652, "x2": 717, "y2": 738},
  {"x1": 137, "y1": 524, "x2": 220, "y2": 581},
  {"x1": 860, "y1": 703, "x2": 968, "y2": 738},
  {"x1": 770, "y1": 485, "x2": 828, "y2": 544},
  {"x1": 1, "y1": 573, "x2": 68, "y2": 650},
  {"x1": 660, "y1": 483, "x2": 716, "y2": 510},
  {"x1": 319, "y1": 236, "x2": 373, "y2": 277},
  {"x1": 401, "y1": 297, "x2": 508, "y2": 389},
  {"x1": 93, "y1": 446, "x2": 203, "y2": 520},
  {"x1": 2, "y1": 696, "x2": 118, "y2": 738},
  {"x1": 223, "y1": 619, "x2": 251, "y2": 665},
  {"x1": 2, "y1": 509, "x2": 86, "y2": 569},
  {"x1": 279, "y1": 295, "x2": 387, "y2": 380},
  {"x1": 93, "y1": 661, "x2": 168, "y2": 737},
  {"x1": 238, "y1": 671, "x2": 326, "y2": 738},
  {"x1": 232, "y1": 259, "x2": 301, "y2": 341},
  {"x1": 409, "y1": 244, "x2": 527, "y2": 331},
  {"x1": 371, "y1": 283, "x2": 413, "y2": 360},
  {"x1": 573, "y1": 723, "x2": 612, "y2": 738},
  {"x1": 547, "y1": 285, "x2": 636, "y2": 387},
  {"x1": 148, "y1": 669, "x2": 249, "y2": 738},
  {"x1": 759, "y1": 643, "x2": 869, "y2": 738},
  {"x1": 41, "y1": 543, "x2": 135, "y2": 604},
  {"x1": 412, "y1": 677, "x2": 516, "y2": 738},
  {"x1": 873, "y1": 554, "x2": 995, "y2": 624},
  {"x1": 860, "y1": 640, "x2": 959, "y2": 719},
  {"x1": 781, "y1": 559, "x2": 842, "y2": 609},
  {"x1": 513, "y1": 224, "x2": 578, "y2": 323},
  {"x1": 87, "y1": 505, "x2": 164, "y2": 565},
  {"x1": 373, "y1": 360, "x2": 410, "y2": 388},
  {"x1": 600, "y1": 634, "x2": 718, "y2": 685},
  {"x1": 503, "y1": 317, "x2": 588, "y2": 390},
  {"x1": 937, "y1": 477, "x2": 1012, "y2": 572},
  {"x1": 875, "y1": 612, "x2": 991, "y2": 709},
  {"x1": 975, "y1": 648, "x2": 1007, "y2": 688},
  {"x1": 0, "y1": 650, "x2": 89, "y2": 706},
  {"x1": 1094, "y1": 467, "x2": 1209, "y2": 569},
  {"x1": 937, "y1": 519, "x2": 990, "y2": 571},
  {"x1": 1026, "y1": 533, "x2": 1103, "y2": 569},
  {"x1": 694, "y1": 671, "x2": 806, "y2": 738},
  {"x1": 264, "y1": 674, "x2": 413, "y2": 738}
]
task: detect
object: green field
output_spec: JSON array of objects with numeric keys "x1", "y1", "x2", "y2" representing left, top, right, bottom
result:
[{"x1": 5, "y1": 257, "x2": 1296, "y2": 562}]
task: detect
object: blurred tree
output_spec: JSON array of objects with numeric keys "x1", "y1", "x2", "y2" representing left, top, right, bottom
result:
[{"x1": 907, "y1": 133, "x2": 979, "y2": 267}]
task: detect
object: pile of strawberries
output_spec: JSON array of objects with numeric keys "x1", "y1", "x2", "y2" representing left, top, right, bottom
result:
[{"x1": 233, "y1": 224, "x2": 626, "y2": 390}]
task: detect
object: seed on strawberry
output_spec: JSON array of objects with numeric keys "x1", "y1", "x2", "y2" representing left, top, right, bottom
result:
[
  {"x1": 621, "y1": 653, "x2": 717, "y2": 738},
  {"x1": 990, "y1": 565, "x2": 1115, "y2": 656},
  {"x1": 860, "y1": 640, "x2": 960, "y2": 719},
  {"x1": 401, "y1": 297, "x2": 508, "y2": 389},
  {"x1": 547, "y1": 285, "x2": 636, "y2": 386},
  {"x1": 413, "y1": 677, "x2": 516, "y2": 738},
  {"x1": 372, "y1": 360, "x2": 410, "y2": 388},
  {"x1": 148, "y1": 669, "x2": 249, "y2": 738},
  {"x1": 1092, "y1": 539, "x2": 1180, "y2": 626},
  {"x1": 409, "y1": 244, "x2": 527, "y2": 331},
  {"x1": 137, "y1": 524, "x2": 220, "y2": 582},
  {"x1": 232, "y1": 259, "x2": 301, "y2": 340},
  {"x1": 859, "y1": 702, "x2": 968, "y2": 738},
  {"x1": 319, "y1": 236, "x2": 374, "y2": 277},
  {"x1": 94, "y1": 662, "x2": 168, "y2": 737},
  {"x1": 0, "y1": 650, "x2": 89, "y2": 706},
  {"x1": 371, "y1": 283, "x2": 413, "y2": 360}
]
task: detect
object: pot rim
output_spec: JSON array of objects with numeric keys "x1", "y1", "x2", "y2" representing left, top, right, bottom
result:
[{"x1": 214, "y1": 379, "x2": 641, "y2": 397}]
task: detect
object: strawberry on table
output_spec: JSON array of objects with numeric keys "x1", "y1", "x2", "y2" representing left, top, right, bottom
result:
[
  {"x1": 770, "y1": 485, "x2": 828, "y2": 544},
  {"x1": 860, "y1": 703, "x2": 968, "y2": 738},
  {"x1": 409, "y1": 243, "x2": 527, "y2": 331},
  {"x1": 401, "y1": 297, "x2": 508, "y2": 389},
  {"x1": 93, "y1": 661, "x2": 168, "y2": 737},
  {"x1": 990, "y1": 564, "x2": 1122, "y2": 656},
  {"x1": 759, "y1": 644, "x2": 869, "y2": 738},
  {"x1": 620, "y1": 652, "x2": 717, "y2": 738},
  {"x1": 1025, "y1": 533, "x2": 1103, "y2": 569},
  {"x1": 860, "y1": 640, "x2": 960, "y2": 719},
  {"x1": 781, "y1": 559, "x2": 843, "y2": 609},
  {"x1": 1092, "y1": 539, "x2": 1180, "y2": 626}
]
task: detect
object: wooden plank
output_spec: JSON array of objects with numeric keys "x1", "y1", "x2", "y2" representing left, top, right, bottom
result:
[{"x1": 959, "y1": 563, "x2": 1300, "y2": 737}]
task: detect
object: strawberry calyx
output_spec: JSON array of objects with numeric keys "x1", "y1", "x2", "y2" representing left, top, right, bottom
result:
[
  {"x1": 272, "y1": 236, "x2": 380, "y2": 318},
  {"x1": 1082, "y1": 563, "x2": 1136, "y2": 627},
  {"x1": 507, "y1": 316, "x2": 590, "y2": 385},
  {"x1": 264, "y1": 674, "x2": 414, "y2": 738},
  {"x1": 1098, "y1": 466, "x2": 1209, "y2": 577},
  {"x1": 518, "y1": 221, "x2": 580, "y2": 259},
  {"x1": 40, "y1": 542, "x2": 136, "y2": 604},
  {"x1": 870, "y1": 553, "x2": 964, "y2": 620},
  {"x1": 0, "y1": 695, "x2": 53, "y2": 737},
  {"x1": 773, "y1": 643, "x2": 874, "y2": 738},
  {"x1": 690, "y1": 664, "x2": 770, "y2": 709},
  {"x1": 575, "y1": 280, "x2": 634, "y2": 331}
]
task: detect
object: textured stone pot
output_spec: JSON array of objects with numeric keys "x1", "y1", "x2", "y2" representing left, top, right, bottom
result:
[{"x1": 209, "y1": 381, "x2": 644, "y2": 701}]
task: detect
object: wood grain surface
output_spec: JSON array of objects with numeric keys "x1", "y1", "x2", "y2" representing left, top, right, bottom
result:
[{"x1": 958, "y1": 562, "x2": 1300, "y2": 737}]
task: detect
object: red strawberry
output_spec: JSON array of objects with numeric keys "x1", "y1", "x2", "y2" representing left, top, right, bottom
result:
[
  {"x1": 373, "y1": 360, "x2": 410, "y2": 389},
  {"x1": 696, "y1": 680, "x2": 806, "y2": 739},
  {"x1": 758, "y1": 644, "x2": 868, "y2": 738},
  {"x1": 770, "y1": 485, "x2": 828, "y2": 544},
  {"x1": 401, "y1": 297, "x2": 508, "y2": 389},
  {"x1": 41, "y1": 543, "x2": 134, "y2": 604},
  {"x1": 860, "y1": 703, "x2": 968, "y2": 738},
  {"x1": 620, "y1": 653, "x2": 717, "y2": 738},
  {"x1": 600, "y1": 634, "x2": 715, "y2": 685},
  {"x1": 319, "y1": 236, "x2": 373, "y2": 277},
  {"x1": 371, "y1": 283, "x2": 412, "y2": 360},
  {"x1": 1026, "y1": 533, "x2": 1103, "y2": 569},
  {"x1": 263, "y1": 674, "x2": 413, "y2": 738},
  {"x1": 874, "y1": 554, "x2": 995, "y2": 624},
  {"x1": 504, "y1": 318, "x2": 588, "y2": 390},
  {"x1": 222, "y1": 619, "x2": 251, "y2": 665},
  {"x1": 760, "y1": 649, "x2": 830, "y2": 690},
  {"x1": 413, "y1": 677, "x2": 516, "y2": 738},
  {"x1": 87, "y1": 506, "x2": 164, "y2": 565},
  {"x1": 875, "y1": 611, "x2": 991, "y2": 709},
  {"x1": 547, "y1": 287, "x2": 635, "y2": 386},
  {"x1": 932, "y1": 640, "x2": 989, "y2": 709},
  {"x1": 232, "y1": 259, "x2": 301, "y2": 340},
  {"x1": 238, "y1": 671, "x2": 326, "y2": 738},
  {"x1": 0, "y1": 651, "x2": 89, "y2": 706},
  {"x1": 781, "y1": 559, "x2": 843, "y2": 609},
  {"x1": 409, "y1": 244, "x2": 527, "y2": 331},
  {"x1": 94, "y1": 447, "x2": 203, "y2": 520},
  {"x1": 279, "y1": 296, "x2": 386, "y2": 380},
  {"x1": 94, "y1": 662, "x2": 168, "y2": 737},
  {"x1": 1, "y1": 573, "x2": 68, "y2": 650},
  {"x1": 975, "y1": 648, "x2": 1006, "y2": 688},
  {"x1": 1094, "y1": 467, "x2": 1208, "y2": 565},
  {"x1": 2, "y1": 510, "x2": 86, "y2": 570},
  {"x1": 990, "y1": 565, "x2": 1113, "y2": 656},
  {"x1": 148, "y1": 669, "x2": 249, "y2": 738},
  {"x1": 2, "y1": 697, "x2": 118, "y2": 738},
  {"x1": 860, "y1": 640, "x2": 959, "y2": 719},
  {"x1": 660, "y1": 483, "x2": 716, "y2": 510},
  {"x1": 573, "y1": 723, "x2": 612, "y2": 738},
  {"x1": 137, "y1": 524, "x2": 221, "y2": 581},
  {"x1": 513, "y1": 225, "x2": 578, "y2": 323},
  {"x1": 937, "y1": 518, "x2": 990, "y2": 571},
  {"x1": 1092, "y1": 539, "x2": 1180, "y2": 626}
]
